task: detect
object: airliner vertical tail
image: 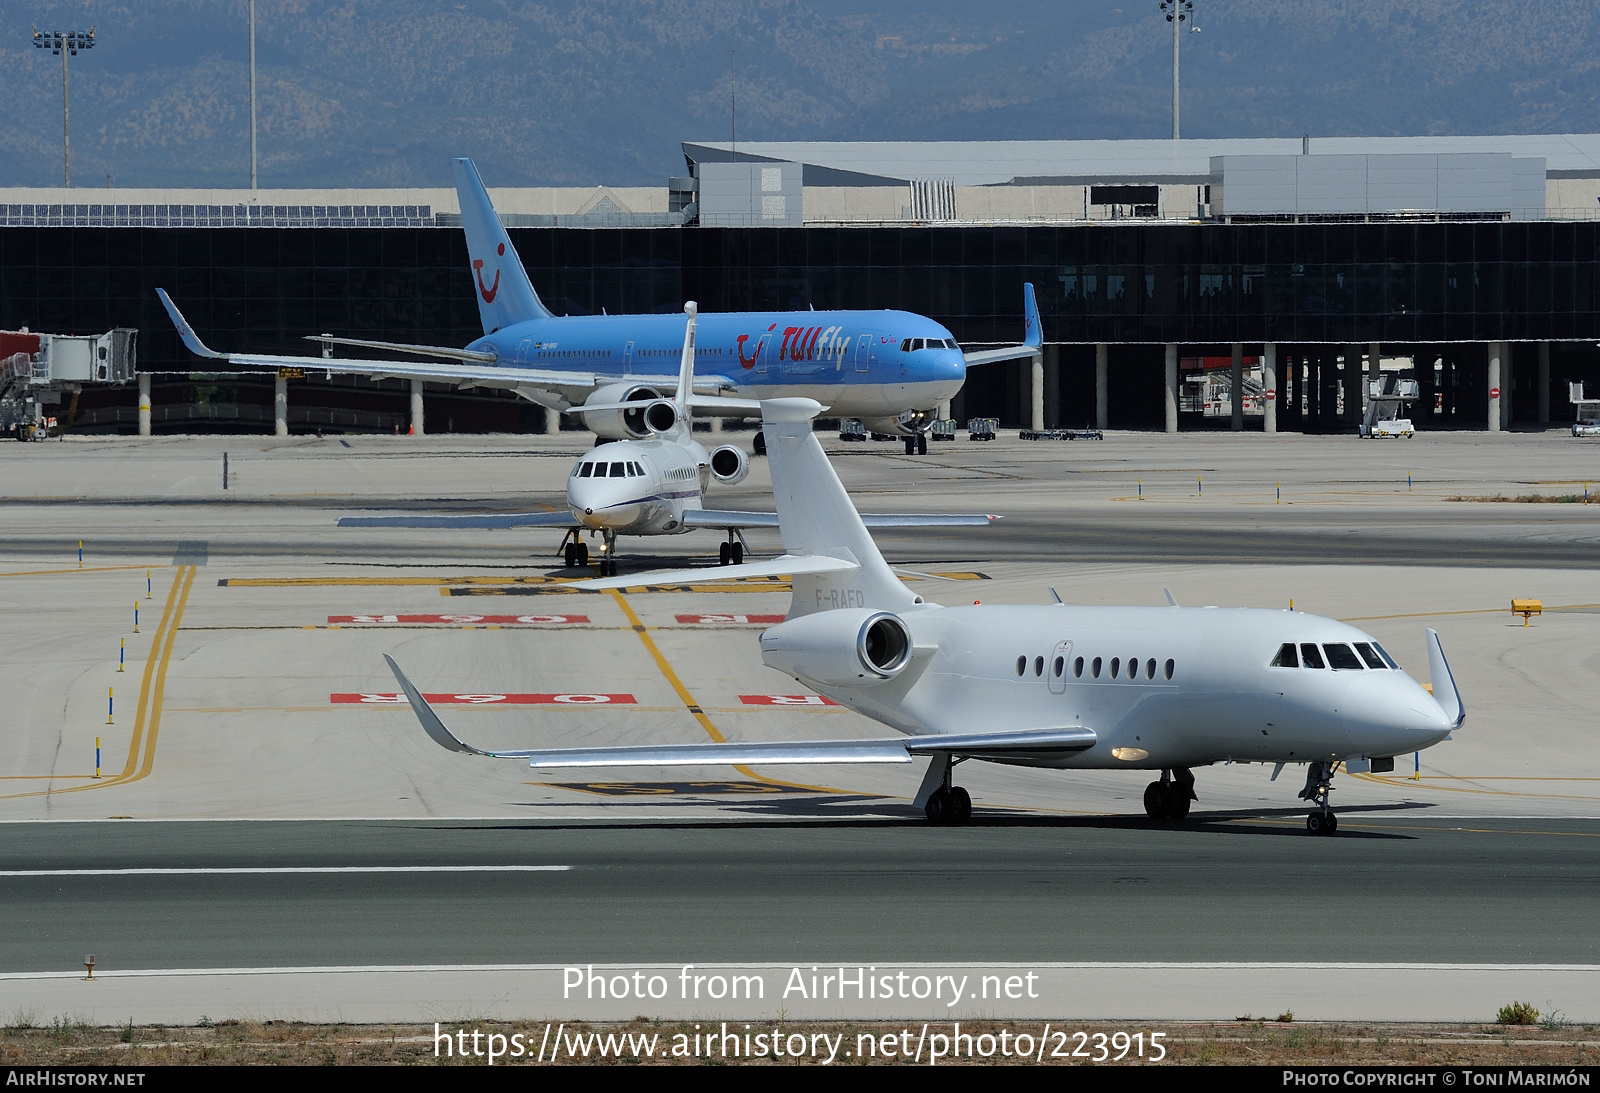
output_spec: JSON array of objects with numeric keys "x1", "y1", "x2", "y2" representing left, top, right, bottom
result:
[
  {"x1": 761, "y1": 399, "x2": 920, "y2": 618},
  {"x1": 452, "y1": 157, "x2": 552, "y2": 334}
]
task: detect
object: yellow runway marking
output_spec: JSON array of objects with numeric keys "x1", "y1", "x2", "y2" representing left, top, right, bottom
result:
[
  {"x1": 607, "y1": 590, "x2": 854, "y2": 795},
  {"x1": 0, "y1": 566, "x2": 195, "y2": 801},
  {"x1": 1351, "y1": 771, "x2": 1600, "y2": 802},
  {"x1": 0, "y1": 564, "x2": 160, "y2": 579}
]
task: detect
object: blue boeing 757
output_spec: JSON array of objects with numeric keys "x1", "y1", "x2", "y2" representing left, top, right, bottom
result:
[{"x1": 156, "y1": 158, "x2": 1040, "y2": 454}]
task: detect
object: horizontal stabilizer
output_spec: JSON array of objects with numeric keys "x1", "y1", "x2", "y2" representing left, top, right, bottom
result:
[
  {"x1": 576, "y1": 553, "x2": 858, "y2": 591},
  {"x1": 339, "y1": 511, "x2": 573, "y2": 529},
  {"x1": 683, "y1": 510, "x2": 999, "y2": 531}
]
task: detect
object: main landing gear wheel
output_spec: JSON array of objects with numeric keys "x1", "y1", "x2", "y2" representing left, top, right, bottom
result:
[
  {"x1": 904, "y1": 437, "x2": 917, "y2": 455},
  {"x1": 924, "y1": 786, "x2": 973, "y2": 826},
  {"x1": 753, "y1": 430, "x2": 766, "y2": 456},
  {"x1": 718, "y1": 540, "x2": 745, "y2": 566},
  {"x1": 917, "y1": 433, "x2": 928, "y2": 455},
  {"x1": 564, "y1": 543, "x2": 577, "y2": 568},
  {"x1": 1144, "y1": 768, "x2": 1197, "y2": 820}
]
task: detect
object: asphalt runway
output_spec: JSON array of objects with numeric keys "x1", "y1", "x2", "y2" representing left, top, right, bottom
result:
[
  {"x1": 0, "y1": 429, "x2": 1596, "y2": 1022},
  {"x1": 3, "y1": 816, "x2": 1598, "y2": 973}
]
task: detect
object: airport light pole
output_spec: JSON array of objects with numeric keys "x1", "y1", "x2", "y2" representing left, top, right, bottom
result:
[
  {"x1": 249, "y1": 0, "x2": 257, "y2": 190},
  {"x1": 1159, "y1": 1, "x2": 1192, "y2": 140},
  {"x1": 32, "y1": 25, "x2": 96, "y2": 188}
]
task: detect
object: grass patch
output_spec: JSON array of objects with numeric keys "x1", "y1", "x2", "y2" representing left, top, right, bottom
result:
[
  {"x1": 1499, "y1": 1001, "x2": 1540, "y2": 1026},
  {"x1": 1447, "y1": 493, "x2": 1590, "y2": 503}
]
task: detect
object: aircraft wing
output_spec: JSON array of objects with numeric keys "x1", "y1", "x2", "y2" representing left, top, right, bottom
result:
[
  {"x1": 387, "y1": 655, "x2": 1097, "y2": 767},
  {"x1": 156, "y1": 289, "x2": 739, "y2": 404},
  {"x1": 682, "y1": 510, "x2": 1000, "y2": 530},
  {"x1": 337, "y1": 511, "x2": 575, "y2": 529}
]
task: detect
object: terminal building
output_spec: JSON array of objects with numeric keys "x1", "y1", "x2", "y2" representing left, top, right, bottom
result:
[{"x1": 2, "y1": 134, "x2": 1598, "y2": 434}]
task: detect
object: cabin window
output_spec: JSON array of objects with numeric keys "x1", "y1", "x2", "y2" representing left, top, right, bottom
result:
[
  {"x1": 1146, "y1": 658, "x2": 1157, "y2": 679},
  {"x1": 1110, "y1": 657, "x2": 1120, "y2": 678},
  {"x1": 1053, "y1": 656, "x2": 1064, "y2": 678},
  {"x1": 1353, "y1": 642, "x2": 1386, "y2": 669},
  {"x1": 1299, "y1": 643, "x2": 1326, "y2": 669},
  {"x1": 1034, "y1": 656, "x2": 1044, "y2": 677},
  {"x1": 1074, "y1": 656, "x2": 1084, "y2": 678},
  {"x1": 1091, "y1": 657, "x2": 1102, "y2": 678},
  {"x1": 1016, "y1": 656, "x2": 1026, "y2": 677},
  {"x1": 1164, "y1": 658, "x2": 1175, "y2": 680},
  {"x1": 1128, "y1": 656, "x2": 1140, "y2": 679},
  {"x1": 1270, "y1": 642, "x2": 1299, "y2": 668},
  {"x1": 1323, "y1": 643, "x2": 1364, "y2": 670}
]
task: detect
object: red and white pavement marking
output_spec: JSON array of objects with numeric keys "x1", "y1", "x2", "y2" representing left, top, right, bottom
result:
[
  {"x1": 331, "y1": 693, "x2": 634, "y2": 705},
  {"x1": 737, "y1": 694, "x2": 839, "y2": 706},
  {"x1": 328, "y1": 614, "x2": 589, "y2": 624},
  {"x1": 675, "y1": 614, "x2": 786, "y2": 625}
]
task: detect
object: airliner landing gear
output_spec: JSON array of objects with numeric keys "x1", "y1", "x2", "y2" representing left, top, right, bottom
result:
[
  {"x1": 925, "y1": 785, "x2": 972, "y2": 825},
  {"x1": 596, "y1": 530, "x2": 618, "y2": 577},
  {"x1": 1298, "y1": 761, "x2": 1338, "y2": 835},
  {"x1": 753, "y1": 430, "x2": 766, "y2": 456},
  {"x1": 921, "y1": 755, "x2": 973, "y2": 825},
  {"x1": 560, "y1": 531, "x2": 590, "y2": 570},
  {"x1": 1143, "y1": 768, "x2": 1196, "y2": 820},
  {"x1": 902, "y1": 434, "x2": 929, "y2": 455},
  {"x1": 718, "y1": 532, "x2": 744, "y2": 566}
]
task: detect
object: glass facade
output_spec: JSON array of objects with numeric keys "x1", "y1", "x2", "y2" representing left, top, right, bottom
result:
[{"x1": 2, "y1": 221, "x2": 1595, "y2": 430}]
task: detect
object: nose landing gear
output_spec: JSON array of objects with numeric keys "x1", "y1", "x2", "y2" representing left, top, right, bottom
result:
[
  {"x1": 1299, "y1": 761, "x2": 1338, "y2": 834},
  {"x1": 902, "y1": 433, "x2": 929, "y2": 456},
  {"x1": 596, "y1": 530, "x2": 618, "y2": 577},
  {"x1": 1142, "y1": 767, "x2": 1196, "y2": 820}
]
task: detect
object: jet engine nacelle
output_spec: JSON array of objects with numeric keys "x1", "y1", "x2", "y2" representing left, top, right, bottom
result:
[
  {"x1": 708, "y1": 444, "x2": 749, "y2": 486},
  {"x1": 580, "y1": 383, "x2": 666, "y2": 439},
  {"x1": 759, "y1": 608, "x2": 913, "y2": 688}
]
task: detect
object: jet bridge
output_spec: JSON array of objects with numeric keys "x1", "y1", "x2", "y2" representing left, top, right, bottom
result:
[
  {"x1": 0, "y1": 328, "x2": 137, "y2": 439},
  {"x1": 1358, "y1": 374, "x2": 1418, "y2": 438}
]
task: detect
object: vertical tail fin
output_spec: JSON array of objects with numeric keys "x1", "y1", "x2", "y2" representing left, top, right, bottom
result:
[
  {"x1": 675, "y1": 301, "x2": 697, "y2": 412},
  {"x1": 452, "y1": 157, "x2": 552, "y2": 334},
  {"x1": 762, "y1": 399, "x2": 920, "y2": 618}
]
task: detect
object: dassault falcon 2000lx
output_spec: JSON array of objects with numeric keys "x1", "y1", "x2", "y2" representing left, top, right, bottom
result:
[
  {"x1": 386, "y1": 400, "x2": 1464, "y2": 832},
  {"x1": 338, "y1": 303, "x2": 998, "y2": 575},
  {"x1": 155, "y1": 157, "x2": 1042, "y2": 454}
]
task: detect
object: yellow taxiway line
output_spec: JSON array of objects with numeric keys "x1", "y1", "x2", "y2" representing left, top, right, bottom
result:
[
  {"x1": 0, "y1": 566, "x2": 195, "y2": 801},
  {"x1": 606, "y1": 590, "x2": 853, "y2": 795}
]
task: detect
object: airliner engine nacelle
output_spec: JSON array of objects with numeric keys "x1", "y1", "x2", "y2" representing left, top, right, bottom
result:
[
  {"x1": 759, "y1": 608, "x2": 913, "y2": 688},
  {"x1": 708, "y1": 444, "x2": 750, "y2": 486},
  {"x1": 581, "y1": 383, "x2": 665, "y2": 439}
]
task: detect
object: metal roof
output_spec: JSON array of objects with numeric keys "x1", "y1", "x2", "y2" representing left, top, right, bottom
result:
[{"x1": 684, "y1": 135, "x2": 1600, "y2": 186}]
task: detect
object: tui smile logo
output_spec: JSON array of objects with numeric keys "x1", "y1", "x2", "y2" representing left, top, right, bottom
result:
[{"x1": 474, "y1": 243, "x2": 505, "y2": 303}]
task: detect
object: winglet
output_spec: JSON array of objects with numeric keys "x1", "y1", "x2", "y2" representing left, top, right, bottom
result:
[
  {"x1": 1424, "y1": 629, "x2": 1465, "y2": 729},
  {"x1": 1164, "y1": 588, "x2": 1180, "y2": 607},
  {"x1": 1022, "y1": 282, "x2": 1041, "y2": 349},
  {"x1": 383, "y1": 654, "x2": 494, "y2": 757},
  {"x1": 155, "y1": 289, "x2": 227, "y2": 360}
]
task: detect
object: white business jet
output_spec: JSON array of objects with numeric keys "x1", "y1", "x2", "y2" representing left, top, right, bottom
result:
[
  {"x1": 386, "y1": 399, "x2": 1464, "y2": 832},
  {"x1": 340, "y1": 303, "x2": 998, "y2": 575}
]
